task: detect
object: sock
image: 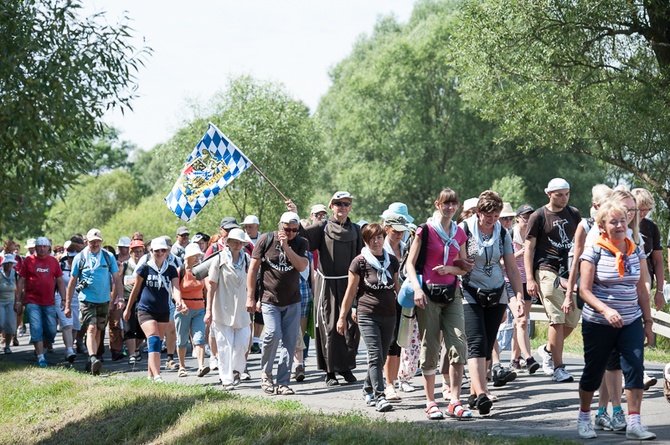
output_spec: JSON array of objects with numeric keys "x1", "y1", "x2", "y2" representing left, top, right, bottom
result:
[
  {"x1": 37, "y1": 353, "x2": 45, "y2": 361},
  {"x1": 578, "y1": 410, "x2": 591, "y2": 423},
  {"x1": 627, "y1": 412, "x2": 641, "y2": 429},
  {"x1": 167, "y1": 354, "x2": 174, "y2": 361},
  {"x1": 612, "y1": 405, "x2": 623, "y2": 415},
  {"x1": 597, "y1": 407, "x2": 607, "y2": 416},
  {"x1": 253, "y1": 337, "x2": 260, "y2": 344},
  {"x1": 66, "y1": 347, "x2": 74, "y2": 355}
]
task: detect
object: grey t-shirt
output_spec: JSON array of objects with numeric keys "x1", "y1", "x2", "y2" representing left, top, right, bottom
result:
[{"x1": 461, "y1": 224, "x2": 513, "y2": 305}]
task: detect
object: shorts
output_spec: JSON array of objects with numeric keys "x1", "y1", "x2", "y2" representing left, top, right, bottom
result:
[
  {"x1": 79, "y1": 301, "x2": 109, "y2": 331},
  {"x1": 55, "y1": 294, "x2": 81, "y2": 330},
  {"x1": 123, "y1": 301, "x2": 145, "y2": 341},
  {"x1": 138, "y1": 310, "x2": 170, "y2": 324},
  {"x1": 26, "y1": 303, "x2": 57, "y2": 345},
  {"x1": 536, "y1": 270, "x2": 581, "y2": 328}
]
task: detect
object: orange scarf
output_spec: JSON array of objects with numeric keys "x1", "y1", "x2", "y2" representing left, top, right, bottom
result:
[{"x1": 594, "y1": 234, "x2": 636, "y2": 278}]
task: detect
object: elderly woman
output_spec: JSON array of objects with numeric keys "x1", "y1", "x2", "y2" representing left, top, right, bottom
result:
[
  {"x1": 0, "y1": 254, "x2": 18, "y2": 354},
  {"x1": 175, "y1": 243, "x2": 208, "y2": 378},
  {"x1": 576, "y1": 201, "x2": 655, "y2": 440},
  {"x1": 337, "y1": 223, "x2": 400, "y2": 412},
  {"x1": 205, "y1": 228, "x2": 251, "y2": 391},
  {"x1": 123, "y1": 238, "x2": 187, "y2": 383},
  {"x1": 460, "y1": 190, "x2": 525, "y2": 415},
  {"x1": 405, "y1": 189, "x2": 474, "y2": 420}
]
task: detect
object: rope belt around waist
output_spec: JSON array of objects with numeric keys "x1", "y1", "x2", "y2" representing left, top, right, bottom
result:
[{"x1": 314, "y1": 269, "x2": 348, "y2": 329}]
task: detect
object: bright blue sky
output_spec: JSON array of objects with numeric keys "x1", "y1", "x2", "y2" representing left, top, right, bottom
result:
[{"x1": 85, "y1": 1, "x2": 416, "y2": 151}]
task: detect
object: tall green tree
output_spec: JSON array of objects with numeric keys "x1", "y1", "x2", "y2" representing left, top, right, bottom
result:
[
  {"x1": 453, "y1": 0, "x2": 670, "y2": 218},
  {"x1": 316, "y1": 0, "x2": 604, "y2": 222},
  {"x1": 0, "y1": 0, "x2": 150, "y2": 236}
]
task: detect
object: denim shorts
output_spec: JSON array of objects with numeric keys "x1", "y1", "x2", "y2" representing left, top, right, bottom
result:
[
  {"x1": 26, "y1": 303, "x2": 57, "y2": 345},
  {"x1": 174, "y1": 307, "x2": 206, "y2": 348}
]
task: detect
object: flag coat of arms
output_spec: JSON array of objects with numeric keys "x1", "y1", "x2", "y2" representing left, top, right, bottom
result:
[{"x1": 165, "y1": 123, "x2": 252, "y2": 221}]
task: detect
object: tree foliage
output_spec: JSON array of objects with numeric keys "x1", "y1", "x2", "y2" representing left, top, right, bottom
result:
[
  {"x1": 453, "y1": 0, "x2": 670, "y2": 218},
  {"x1": 0, "y1": 0, "x2": 150, "y2": 236}
]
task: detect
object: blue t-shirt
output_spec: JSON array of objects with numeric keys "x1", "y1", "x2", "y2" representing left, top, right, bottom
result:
[
  {"x1": 135, "y1": 263, "x2": 178, "y2": 314},
  {"x1": 72, "y1": 250, "x2": 119, "y2": 304}
]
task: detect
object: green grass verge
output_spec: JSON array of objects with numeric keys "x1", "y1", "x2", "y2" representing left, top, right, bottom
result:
[{"x1": 0, "y1": 363, "x2": 581, "y2": 445}]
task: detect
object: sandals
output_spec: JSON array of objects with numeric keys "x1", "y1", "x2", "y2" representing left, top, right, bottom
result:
[
  {"x1": 261, "y1": 374, "x2": 275, "y2": 394},
  {"x1": 277, "y1": 385, "x2": 295, "y2": 395},
  {"x1": 425, "y1": 401, "x2": 444, "y2": 420},
  {"x1": 197, "y1": 366, "x2": 210, "y2": 377},
  {"x1": 178, "y1": 367, "x2": 187, "y2": 378},
  {"x1": 446, "y1": 401, "x2": 473, "y2": 420}
]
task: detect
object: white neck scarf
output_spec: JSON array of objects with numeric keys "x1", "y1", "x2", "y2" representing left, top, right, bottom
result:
[
  {"x1": 427, "y1": 211, "x2": 460, "y2": 265},
  {"x1": 225, "y1": 247, "x2": 245, "y2": 271},
  {"x1": 83, "y1": 247, "x2": 103, "y2": 273},
  {"x1": 148, "y1": 255, "x2": 170, "y2": 293},
  {"x1": 465, "y1": 214, "x2": 501, "y2": 255},
  {"x1": 383, "y1": 239, "x2": 406, "y2": 259},
  {"x1": 362, "y1": 247, "x2": 392, "y2": 285}
]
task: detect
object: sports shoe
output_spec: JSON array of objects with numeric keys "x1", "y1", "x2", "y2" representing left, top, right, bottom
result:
[
  {"x1": 209, "y1": 356, "x2": 219, "y2": 371},
  {"x1": 492, "y1": 365, "x2": 517, "y2": 387},
  {"x1": 364, "y1": 392, "x2": 376, "y2": 407},
  {"x1": 90, "y1": 356, "x2": 102, "y2": 375},
  {"x1": 399, "y1": 381, "x2": 416, "y2": 392},
  {"x1": 525, "y1": 356, "x2": 540, "y2": 375},
  {"x1": 475, "y1": 393, "x2": 493, "y2": 415},
  {"x1": 18, "y1": 325, "x2": 26, "y2": 337},
  {"x1": 594, "y1": 412, "x2": 611, "y2": 431},
  {"x1": 4, "y1": 346, "x2": 11, "y2": 354},
  {"x1": 538, "y1": 344, "x2": 554, "y2": 376},
  {"x1": 293, "y1": 364, "x2": 305, "y2": 382},
  {"x1": 626, "y1": 424, "x2": 656, "y2": 440},
  {"x1": 38, "y1": 357, "x2": 47, "y2": 368},
  {"x1": 376, "y1": 396, "x2": 393, "y2": 412},
  {"x1": 153, "y1": 375, "x2": 165, "y2": 383},
  {"x1": 610, "y1": 409, "x2": 626, "y2": 431},
  {"x1": 643, "y1": 371, "x2": 657, "y2": 391},
  {"x1": 66, "y1": 352, "x2": 76, "y2": 364},
  {"x1": 128, "y1": 355, "x2": 136, "y2": 365},
  {"x1": 578, "y1": 420, "x2": 598, "y2": 439},
  {"x1": 510, "y1": 358, "x2": 522, "y2": 371},
  {"x1": 552, "y1": 365, "x2": 574, "y2": 383},
  {"x1": 250, "y1": 343, "x2": 261, "y2": 354}
]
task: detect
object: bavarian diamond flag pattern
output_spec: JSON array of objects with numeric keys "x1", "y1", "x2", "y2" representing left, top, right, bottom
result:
[{"x1": 165, "y1": 123, "x2": 252, "y2": 221}]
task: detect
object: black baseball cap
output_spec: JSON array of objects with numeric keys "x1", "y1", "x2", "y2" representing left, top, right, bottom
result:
[{"x1": 516, "y1": 204, "x2": 535, "y2": 215}]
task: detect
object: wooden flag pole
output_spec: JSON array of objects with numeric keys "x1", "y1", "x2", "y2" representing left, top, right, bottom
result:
[{"x1": 252, "y1": 164, "x2": 289, "y2": 202}]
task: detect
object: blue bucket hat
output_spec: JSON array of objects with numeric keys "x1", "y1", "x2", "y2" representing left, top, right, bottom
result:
[{"x1": 380, "y1": 202, "x2": 414, "y2": 224}]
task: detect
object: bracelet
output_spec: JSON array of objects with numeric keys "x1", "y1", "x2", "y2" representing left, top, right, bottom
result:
[
  {"x1": 656, "y1": 290, "x2": 663, "y2": 294},
  {"x1": 644, "y1": 319, "x2": 653, "y2": 323}
]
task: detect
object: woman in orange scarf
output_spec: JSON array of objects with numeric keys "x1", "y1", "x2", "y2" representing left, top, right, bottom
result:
[{"x1": 576, "y1": 201, "x2": 655, "y2": 440}]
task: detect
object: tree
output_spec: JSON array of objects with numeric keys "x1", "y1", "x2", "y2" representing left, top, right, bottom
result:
[
  {"x1": 89, "y1": 126, "x2": 136, "y2": 177},
  {"x1": 0, "y1": 0, "x2": 150, "y2": 236},
  {"x1": 315, "y1": 0, "x2": 604, "y2": 222},
  {"x1": 453, "y1": 0, "x2": 670, "y2": 219}
]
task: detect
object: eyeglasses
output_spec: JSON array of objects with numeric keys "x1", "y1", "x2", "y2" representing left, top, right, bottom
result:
[
  {"x1": 282, "y1": 227, "x2": 300, "y2": 233},
  {"x1": 155, "y1": 249, "x2": 167, "y2": 253},
  {"x1": 624, "y1": 207, "x2": 638, "y2": 215},
  {"x1": 332, "y1": 201, "x2": 351, "y2": 207},
  {"x1": 518, "y1": 215, "x2": 530, "y2": 221}
]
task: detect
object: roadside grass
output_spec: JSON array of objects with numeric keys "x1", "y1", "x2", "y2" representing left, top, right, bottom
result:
[
  {"x1": 0, "y1": 363, "x2": 581, "y2": 445},
  {"x1": 530, "y1": 321, "x2": 670, "y2": 364}
]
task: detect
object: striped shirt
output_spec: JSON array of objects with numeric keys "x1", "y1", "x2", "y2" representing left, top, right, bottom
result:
[{"x1": 580, "y1": 245, "x2": 646, "y2": 325}]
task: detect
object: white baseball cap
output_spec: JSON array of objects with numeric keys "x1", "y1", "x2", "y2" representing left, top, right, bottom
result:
[
  {"x1": 545, "y1": 178, "x2": 570, "y2": 194},
  {"x1": 279, "y1": 212, "x2": 300, "y2": 224},
  {"x1": 150, "y1": 238, "x2": 168, "y2": 251},
  {"x1": 243, "y1": 215, "x2": 260, "y2": 225},
  {"x1": 86, "y1": 229, "x2": 103, "y2": 242}
]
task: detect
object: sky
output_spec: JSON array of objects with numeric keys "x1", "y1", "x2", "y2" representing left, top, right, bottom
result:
[{"x1": 84, "y1": 1, "x2": 417, "y2": 151}]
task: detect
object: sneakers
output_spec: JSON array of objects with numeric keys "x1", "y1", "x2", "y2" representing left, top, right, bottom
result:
[
  {"x1": 510, "y1": 358, "x2": 522, "y2": 371},
  {"x1": 475, "y1": 393, "x2": 493, "y2": 415},
  {"x1": 250, "y1": 343, "x2": 261, "y2": 354},
  {"x1": 552, "y1": 365, "x2": 574, "y2": 383},
  {"x1": 293, "y1": 364, "x2": 305, "y2": 382},
  {"x1": 525, "y1": 356, "x2": 540, "y2": 375},
  {"x1": 626, "y1": 424, "x2": 656, "y2": 440},
  {"x1": 129, "y1": 355, "x2": 136, "y2": 365},
  {"x1": 492, "y1": 365, "x2": 517, "y2": 387},
  {"x1": 38, "y1": 357, "x2": 47, "y2": 368},
  {"x1": 594, "y1": 412, "x2": 611, "y2": 431},
  {"x1": 153, "y1": 375, "x2": 165, "y2": 383},
  {"x1": 538, "y1": 344, "x2": 554, "y2": 376},
  {"x1": 66, "y1": 351, "x2": 76, "y2": 363},
  {"x1": 610, "y1": 409, "x2": 626, "y2": 432},
  {"x1": 578, "y1": 421, "x2": 598, "y2": 439},
  {"x1": 399, "y1": 381, "x2": 416, "y2": 392},
  {"x1": 209, "y1": 356, "x2": 219, "y2": 371},
  {"x1": 18, "y1": 325, "x2": 26, "y2": 337},
  {"x1": 4, "y1": 346, "x2": 11, "y2": 354},
  {"x1": 643, "y1": 371, "x2": 657, "y2": 391},
  {"x1": 385, "y1": 385, "x2": 401, "y2": 401},
  {"x1": 364, "y1": 392, "x2": 376, "y2": 407},
  {"x1": 376, "y1": 396, "x2": 393, "y2": 412},
  {"x1": 90, "y1": 356, "x2": 102, "y2": 375}
]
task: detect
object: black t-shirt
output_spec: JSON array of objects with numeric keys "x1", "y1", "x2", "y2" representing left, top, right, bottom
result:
[
  {"x1": 640, "y1": 217, "x2": 662, "y2": 279},
  {"x1": 252, "y1": 232, "x2": 309, "y2": 307},
  {"x1": 349, "y1": 254, "x2": 399, "y2": 317},
  {"x1": 526, "y1": 205, "x2": 581, "y2": 273}
]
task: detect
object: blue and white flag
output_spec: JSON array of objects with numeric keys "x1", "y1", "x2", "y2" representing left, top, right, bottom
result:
[{"x1": 165, "y1": 123, "x2": 252, "y2": 221}]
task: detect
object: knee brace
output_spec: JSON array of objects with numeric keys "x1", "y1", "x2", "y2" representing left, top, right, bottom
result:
[{"x1": 148, "y1": 335, "x2": 161, "y2": 353}]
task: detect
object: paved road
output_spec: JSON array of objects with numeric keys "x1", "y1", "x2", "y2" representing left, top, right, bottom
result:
[{"x1": 2, "y1": 331, "x2": 669, "y2": 444}]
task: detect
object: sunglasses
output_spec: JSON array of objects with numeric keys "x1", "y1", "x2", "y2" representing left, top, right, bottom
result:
[
  {"x1": 332, "y1": 201, "x2": 351, "y2": 207},
  {"x1": 154, "y1": 249, "x2": 168, "y2": 253},
  {"x1": 282, "y1": 227, "x2": 300, "y2": 233},
  {"x1": 500, "y1": 217, "x2": 514, "y2": 221}
]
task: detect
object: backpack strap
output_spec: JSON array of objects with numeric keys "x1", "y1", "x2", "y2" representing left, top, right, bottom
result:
[{"x1": 414, "y1": 223, "x2": 430, "y2": 274}]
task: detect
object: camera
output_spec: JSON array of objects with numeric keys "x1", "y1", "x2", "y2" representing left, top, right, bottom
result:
[{"x1": 75, "y1": 280, "x2": 89, "y2": 293}]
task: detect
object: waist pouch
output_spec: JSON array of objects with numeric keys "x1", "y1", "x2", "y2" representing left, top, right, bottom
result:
[
  {"x1": 463, "y1": 282, "x2": 504, "y2": 307},
  {"x1": 422, "y1": 282, "x2": 457, "y2": 305}
]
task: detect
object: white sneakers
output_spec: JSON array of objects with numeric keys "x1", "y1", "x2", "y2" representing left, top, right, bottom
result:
[
  {"x1": 538, "y1": 344, "x2": 554, "y2": 376},
  {"x1": 578, "y1": 421, "x2": 597, "y2": 439},
  {"x1": 552, "y1": 366, "x2": 574, "y2": 383},
  {"x1": 626, "y1": 424, "x2": 656, "y2": 440}
]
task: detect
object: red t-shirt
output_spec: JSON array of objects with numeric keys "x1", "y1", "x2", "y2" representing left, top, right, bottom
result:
[{"x1": 18, "y1": 255, "x2": 62, "y2": 306}]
